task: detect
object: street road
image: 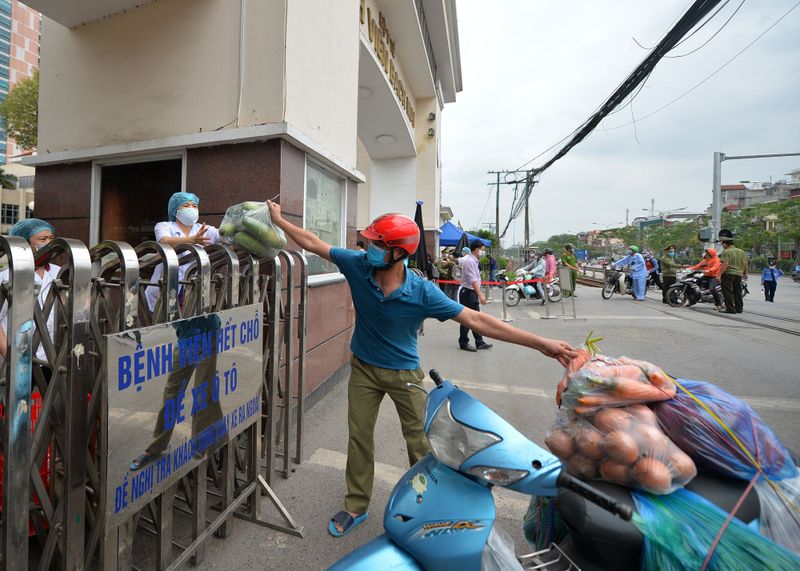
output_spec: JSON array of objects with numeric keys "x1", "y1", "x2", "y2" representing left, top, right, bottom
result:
[{"x1": 149, "y1": 277, "x2": 800, "y2": 569}]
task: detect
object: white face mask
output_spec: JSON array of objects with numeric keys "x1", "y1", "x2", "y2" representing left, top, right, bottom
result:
[{"x1": 176, "y1": 207, "x2": 199, "y2": 226}]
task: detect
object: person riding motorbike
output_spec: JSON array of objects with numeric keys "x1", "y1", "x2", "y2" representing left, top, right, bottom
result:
[
  {"x1": 613, "y1": 246, "x2": 647, "y2": 301},
  {"x1": 520, "y1": 253, "x2": 548, "y2": 305},
  {"x1": 689, "y1": 248, "x2": 723, "y2": 309}
]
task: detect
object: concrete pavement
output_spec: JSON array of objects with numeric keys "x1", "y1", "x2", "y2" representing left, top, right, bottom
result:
[{"x1": 177, "y1": 277, "x2": 800, "y2": 569}]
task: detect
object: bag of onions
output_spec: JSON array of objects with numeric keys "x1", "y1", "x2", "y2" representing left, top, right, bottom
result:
[{"x1": 546, "y1": 406, "x2": 696, "y2": 495}]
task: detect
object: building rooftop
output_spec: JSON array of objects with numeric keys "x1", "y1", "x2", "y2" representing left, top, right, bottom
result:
[{"x1": 721, "y1": 184, "x2": 747, "y2": 191}]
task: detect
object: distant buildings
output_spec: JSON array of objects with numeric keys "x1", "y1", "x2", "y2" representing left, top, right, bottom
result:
[
  {"x1": 717, "y1": 170, "x2": 800, "y2": 212},
  {"x1": 0, "y1": 0, "x2": 40, "y2": 228}
]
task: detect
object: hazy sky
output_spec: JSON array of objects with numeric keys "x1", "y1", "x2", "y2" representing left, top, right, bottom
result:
[{"x1": 440, "y1": 0, "x2": 800, "y2": 246}]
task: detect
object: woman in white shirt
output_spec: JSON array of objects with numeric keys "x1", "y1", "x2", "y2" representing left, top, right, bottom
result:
[
  {"x1": 145, "y1": 192, "x2": 221, "y2": 311},
  {"x1": 0, "y1": 219, "x2": 59, "y2": 370}
]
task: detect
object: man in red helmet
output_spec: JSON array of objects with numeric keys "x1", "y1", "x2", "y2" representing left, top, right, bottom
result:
[{"x1": 266, "y1": 200, "x2": 576, "y2": 537}]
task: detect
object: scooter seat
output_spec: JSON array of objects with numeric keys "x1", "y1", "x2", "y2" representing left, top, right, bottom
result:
[{"x1": 556, "y1": 471, "x2": 760, "y2": 571}]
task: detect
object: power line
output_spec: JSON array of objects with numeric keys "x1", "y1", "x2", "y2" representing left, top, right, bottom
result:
[
  {"x1": 502, "y1": 0, "x2": 728, "y2": 239},
  {"x1": 602, "y1": 0, "x2": 799, "y2": 131},
  {"x1": 522, "y1": 0, "x2": 726, "y2": 178},
  {"x1": 666, "y1": 0, "x2": 746, "y2": 58}
]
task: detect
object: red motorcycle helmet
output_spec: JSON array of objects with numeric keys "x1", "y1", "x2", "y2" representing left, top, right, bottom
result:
[
  {"x1": 706, "y1": 248, "x2": 718, "y2": 257},
  {"x1": 361, "y1": 214, "x2": 420, "y2": 255}
]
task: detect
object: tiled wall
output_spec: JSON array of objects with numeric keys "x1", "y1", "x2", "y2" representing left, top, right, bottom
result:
[{"x1": 34, "y1": 138, "x2": 358, "y2": 396}]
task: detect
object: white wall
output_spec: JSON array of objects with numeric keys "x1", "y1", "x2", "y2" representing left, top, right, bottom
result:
[
  {"x1": 38, "y1": 0, "x2": 285, "y2": 152},
  {"x1": 414, "y1": 96, "x2": 440, "y2": 230},
  {"x1": 356, "y1": 137, "x2": 372, "y2": 228},
  {"x1": 284, "y1": 0, "x2": 360, "y2": 168},
  {"x1": 369, "y1": 157, "x2": 418, "y2": 221}
]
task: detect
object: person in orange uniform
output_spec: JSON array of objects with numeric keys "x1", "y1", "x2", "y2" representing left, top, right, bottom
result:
[{"x1": 689, "y1": 248, "x2": 723, "y2": 309}]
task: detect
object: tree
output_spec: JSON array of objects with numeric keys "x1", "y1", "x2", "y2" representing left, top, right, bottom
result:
[
  {"x1": 0, "y1": 69, "x2": 38, "y2": 151},
  {"x1": 0, "y1": 167, "x2": 16, "y2": 190},
  {"x1": 467, "y1": 228, "x2": 498, "y2": 248}
]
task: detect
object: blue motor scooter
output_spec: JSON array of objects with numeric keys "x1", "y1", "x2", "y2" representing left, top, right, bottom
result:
[{"x1": 328, "y1": 370, "x2": 633, "y2": 570}]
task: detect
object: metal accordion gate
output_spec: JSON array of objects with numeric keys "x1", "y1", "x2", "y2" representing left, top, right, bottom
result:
[{"x1": 0, "y1": 238, "x2": 307, "y2": 570}]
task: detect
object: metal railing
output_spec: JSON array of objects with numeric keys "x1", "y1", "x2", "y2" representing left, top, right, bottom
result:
[{"x1": 0, "y1": 238, "x2": 308, "y2": 570}]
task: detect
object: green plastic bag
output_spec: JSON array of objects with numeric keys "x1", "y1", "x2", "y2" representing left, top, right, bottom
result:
[
  {"x1": 523, "y1": 495, "x2": 567, "y2": 551},
  {"x1": 632, "y1": 488, "x2": 800, "y2": 570}
]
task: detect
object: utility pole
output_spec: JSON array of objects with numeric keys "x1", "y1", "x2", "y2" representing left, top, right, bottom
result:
[
  {"x1": 625, "y1": 208, "x2": 629, "y2": 226},
  {"x1": 494, "y1": 171, "x2": 500, "y2": 252},
  {"x1": 524, "y1": 198, "x2": 530, "y2": 262},
  {"x1": 487, "y1": 169, "x2": 531, "y2": 250}
]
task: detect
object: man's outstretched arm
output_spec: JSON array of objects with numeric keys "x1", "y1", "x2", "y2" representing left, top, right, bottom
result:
[
  {"x1": 452, "y1": 308, "x2": 576, "y2": 367},
  {"x1": 267, "y1": 200, "x2": 333, "y2": 261}
]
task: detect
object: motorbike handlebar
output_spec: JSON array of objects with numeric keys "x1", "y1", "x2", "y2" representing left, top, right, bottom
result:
[
  {"x1": 429, "y1": 369, "x2": 444, "y2": 387},
  {"x1": 557, "y1": 471, "x2": 633, "y2": 521}
]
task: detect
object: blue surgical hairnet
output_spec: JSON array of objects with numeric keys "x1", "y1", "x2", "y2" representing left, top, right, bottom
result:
[
  {"x1": 168, "y1": 192, "x2": 200, "y2": 222},
  {"x1": 9, "y1": 218, "x2": 55, "y2": 241},
  {"x1": 461, "y1": 247, "x2": 470, "y2": 255}
]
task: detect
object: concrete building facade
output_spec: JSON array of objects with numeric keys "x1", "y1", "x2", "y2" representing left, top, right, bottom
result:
[{"x1": 24, "y1": 0, "x2": 461, "y2": 397}]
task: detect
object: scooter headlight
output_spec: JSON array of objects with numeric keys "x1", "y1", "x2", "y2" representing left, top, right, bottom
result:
[
  {"x1": 466, "y1": 466, "x2": 529, "y2": 486},
  {"x1": 427, "y1": 400, "x2": 500, "y2": 469}
]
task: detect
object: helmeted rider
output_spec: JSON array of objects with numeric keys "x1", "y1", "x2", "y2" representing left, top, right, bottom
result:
[
  {"x1": 264, "y1": 202, "x2": 576, "y2": 538},
  {"x1": 689, "y1": 247, "x2": 723, "y2": 308},
  {"x1": 613, "y1": 245, "x2": 647, "y2": 301},
  {"x1": 520, "y1": 251, "x2": 548, "y2": 304}
]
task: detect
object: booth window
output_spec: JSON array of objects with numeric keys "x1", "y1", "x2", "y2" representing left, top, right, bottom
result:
[
  {"x1": 1, "y1": 203, "x2": 18, "y2": 225},
  {"x1": 305, "y1": 161, "x2": 345, "y2": 276}
]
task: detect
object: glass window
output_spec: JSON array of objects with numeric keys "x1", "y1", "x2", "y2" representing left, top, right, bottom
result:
[
  {"x1": 305, "y1": 161, "x2": 345, "y2": 276},
  {"x1": 1, "y1": 203, "x2": 18, "y2": 225}
]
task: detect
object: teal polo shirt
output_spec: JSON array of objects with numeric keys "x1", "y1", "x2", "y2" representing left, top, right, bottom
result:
[{"x1": 330, "y1": 247, "x2": 464, "y2": 370}]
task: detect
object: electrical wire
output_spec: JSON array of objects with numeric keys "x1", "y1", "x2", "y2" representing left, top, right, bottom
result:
[
  {"x1": 666, "y1": 0, "x2": 746, "y2": 58},
  {"x1": 502, "y1": 0, "x2": 727, "y2": 237},
  {"x1": 668, "y1": 0, "x2": 731, "y2": 51},
  {"x1": 477, "y1": 186, "x2": 494, "y2": 226},
  {"x1": 602, "y1": 0, "x2": 799, "y2": 132}
]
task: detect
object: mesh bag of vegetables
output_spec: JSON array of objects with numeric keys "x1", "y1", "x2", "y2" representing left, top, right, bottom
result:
[
  {"x1": 547, "y1": 334, "x2": 696, "y2": 494},
  {"x1": 653, "y1": 379, "x2": 800, "y2": 553},
  {"x1": 632, "y1": 488, "x2": 800, "y2": 570},
  {"x1": 219, "y1": 201, "x2": 287, "y2": 259}
]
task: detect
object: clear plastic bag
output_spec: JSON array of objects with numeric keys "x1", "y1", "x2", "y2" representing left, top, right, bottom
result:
[
  {"x1": 545, "y1": 405, "x2": 696, "y2": 495},
  {"x1": 481, "y1": 525, "x2": 524, "y2": 571},
  {"x1": 632, "y1": 488, "x2": 800, "y2": 570},
  {"x1": 219, "y1": 201, "x2": 287, "y2": 259},
  {"x1": 557, "y1": 353, "x2": 676, "y2": 414},
  {"x1": 756, "y1": 474, "x2": 800, "y2": 554}
]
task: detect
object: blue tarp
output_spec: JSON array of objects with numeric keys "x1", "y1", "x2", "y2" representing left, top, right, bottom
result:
[{"x1": 439, "y1": 221, "x2": 491, "y2": 247}]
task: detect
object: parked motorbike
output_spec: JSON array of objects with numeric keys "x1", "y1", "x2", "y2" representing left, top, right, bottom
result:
[
  {"x1": 792, "y1": 264, "x2": 800, "y2": 283},
  {"x1": 666, "y1": 270, "x2": 748, "y2": 308},
  {"x1": 329, "y1": 370, "x2": 764, "y2": 571},
  {"x1": 498, "y1": 269, "x2": 563, "y2": 306},
  {"x1": 329, "y1": 370, "x2": 631, "y2": 570}
]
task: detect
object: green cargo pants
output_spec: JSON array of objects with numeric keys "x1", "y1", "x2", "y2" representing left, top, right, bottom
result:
[{"x1": 345, "y1": 356, "x2": 429, "y2": 514}]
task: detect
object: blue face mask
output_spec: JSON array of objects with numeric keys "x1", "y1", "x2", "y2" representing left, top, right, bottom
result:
[
  {"x1": 366, "y1": 244, "x2": 389, "y2": 269},
  {"x1": 669, "y1": 251, "x2": 675, "y2": 257}
]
